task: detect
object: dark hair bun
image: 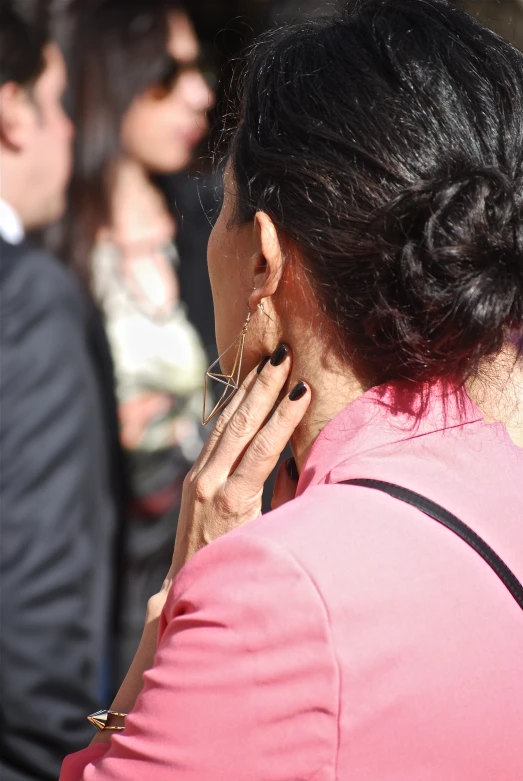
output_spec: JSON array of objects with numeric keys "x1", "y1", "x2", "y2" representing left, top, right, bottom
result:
[
  {"x1": 231, "y1": 0, "x2": 523, "y2": 386},
  {"x1": 367, "y1": 167, "x2": 523, "y2": 381}
]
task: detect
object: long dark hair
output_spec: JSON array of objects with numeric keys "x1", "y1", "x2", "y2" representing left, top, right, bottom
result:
[
  {"x1": 230, "y1": 0, "x2": 523, "y2": 390},
  {"x1": 58, "y1": 0, "x2": 182, "y2": 287}
]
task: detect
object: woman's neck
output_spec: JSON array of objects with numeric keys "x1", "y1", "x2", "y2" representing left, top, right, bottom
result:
[
  {"x1": 468, "y1": 343, "x2": 523, "y2": 447},
  {"x1": 102, "y1": 157, "x2": 174, "y2": 247},
  {"x1": 286, "y1": 329, "x2": 366, "y2": 472},
  {"x1": 289, "y1": 337, "x2": 523, "y2": 474}
]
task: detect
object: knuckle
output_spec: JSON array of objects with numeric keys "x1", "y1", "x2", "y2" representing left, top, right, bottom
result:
[
  {"x1": 214, "y1": 486, "x2": 237, "y2": 517},
  {"x1": 227, "y1": 406, "x2": 257, "y2": 439},
  {"x1": 183, "y1": 468, "x2": 196, "y2": 491},
  {"x1": 249, "y1": 432, "x2": 273, "y2": 463},
  {"x1": 275, "y1": 397, "x2": 299, "y2": 424},
  {"x1": 192, "y1": 474, "x2": 213, "y2": 505},
  {"x1": 212, "y1": 405, "x2": 234, "y2": 435},
  {"x1": 256, "y1": 367, "x2": 276, "y2": 391}
]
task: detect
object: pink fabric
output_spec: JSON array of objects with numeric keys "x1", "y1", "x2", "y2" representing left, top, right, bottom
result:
[{"x1": 61, "y1": 383, "x2": 523, "y2": 780}]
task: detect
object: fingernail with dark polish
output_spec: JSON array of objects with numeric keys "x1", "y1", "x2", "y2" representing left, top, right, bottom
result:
[
  {"x1": 289, "y1": 381, "x2": 307, "y2": 401},
  {"x1": 257, "y1": 356, "x2": 270, "y2": 374},
  {"x1": 286, "y1": 457, "x2": 299, "y2": 482},
  {"x1": 270, "y1": 343, "x2": 289, "y2": 367}
]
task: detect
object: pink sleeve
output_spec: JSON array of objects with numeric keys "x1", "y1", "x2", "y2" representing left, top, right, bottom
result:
[{"x1": 60, "y1": 533, "x2": 338, "y2": 780}]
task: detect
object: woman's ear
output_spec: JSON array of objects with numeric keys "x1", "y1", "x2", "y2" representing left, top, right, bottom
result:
[
  {"x1": 0, "y1": 83, "x2": 32, "y2": 151},
  {"x1": 249, "y1": 211, "x2": 285, "y2": 311}
]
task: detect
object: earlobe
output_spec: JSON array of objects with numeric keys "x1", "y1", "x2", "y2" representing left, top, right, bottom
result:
[{"x1": 249, "y1": 211, "x2": 285, "y2": 310}]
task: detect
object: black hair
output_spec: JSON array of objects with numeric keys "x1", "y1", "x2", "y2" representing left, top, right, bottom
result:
[
  {"x1": 0, "y1": 0, "x2": 50, "y2": 88},
  {"x1": 58, "y1": 0, "x2": 184, "y2": 287},
  {"x1": 230, "y1": 0, "x2": 523, "y2": 390}
]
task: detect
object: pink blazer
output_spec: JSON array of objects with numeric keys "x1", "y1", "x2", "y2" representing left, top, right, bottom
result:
[{"x1": 61, "y1": 383, "x2": 523, "y2": 780}]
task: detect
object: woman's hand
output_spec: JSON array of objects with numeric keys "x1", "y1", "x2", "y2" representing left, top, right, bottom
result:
[
  {"x1": 93, "y1": 346, "x2": 309, "y2": 744},
  {"x1": 164, "y1": 343, "x2": 310, "y2": 590}
]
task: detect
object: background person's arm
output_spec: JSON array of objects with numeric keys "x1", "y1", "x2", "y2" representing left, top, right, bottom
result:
[{"x1": 0, "y1": 251, "x2": 116, "y2": 781}]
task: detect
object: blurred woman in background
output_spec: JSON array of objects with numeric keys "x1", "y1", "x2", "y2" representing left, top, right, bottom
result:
[{"x1": 59, "y1": 0, "x2": 214, "y2": 683}]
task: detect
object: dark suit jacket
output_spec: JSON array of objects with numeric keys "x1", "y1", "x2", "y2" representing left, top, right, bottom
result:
[{"x1": 0, "y1": 238, "x2": 120, "y2": 780}]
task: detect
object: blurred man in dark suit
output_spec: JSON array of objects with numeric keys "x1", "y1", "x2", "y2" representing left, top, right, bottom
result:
[{"x1": 0, "y1": 2, "x2": 120, "y2": 778}]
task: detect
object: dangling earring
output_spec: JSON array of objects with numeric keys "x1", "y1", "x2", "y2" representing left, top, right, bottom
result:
[
  {"x1": 202, "y1": 311, "x2": 251, "y2": 425},
  {"x1": 258, "y1": 300, "x2": 273, "y2": 321}
]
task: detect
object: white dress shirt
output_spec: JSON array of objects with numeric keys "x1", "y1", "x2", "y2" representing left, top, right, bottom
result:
[{"x1": 0, "y1": 198, "x2": 25, "y2": 245}]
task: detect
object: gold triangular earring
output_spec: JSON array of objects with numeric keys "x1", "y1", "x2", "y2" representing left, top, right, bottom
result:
[{"x1": 202, "y1": 311, "x2": 251, "y2": 425}]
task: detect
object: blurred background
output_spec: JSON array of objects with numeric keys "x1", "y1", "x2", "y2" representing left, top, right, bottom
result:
[
  {"x1": 1, "y1": 0, "x2": 522, "y2": 777},
  {"x1": 48, "y1": 0, "x2": 523, "y2": 687},
  {"x1": 47, "y1": 0, "x2": 523, "y2": 371},
  {"x1": 52, "y1": 0, "x2": 523, "y2": 361}
]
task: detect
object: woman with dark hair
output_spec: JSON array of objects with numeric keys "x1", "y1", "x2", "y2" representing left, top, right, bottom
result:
[
  {"x1": 61, "y1": 1, "x2": 522, "y2": 778},
  {"x1": 59, "y1": 0, "x2": 214, "y2": 681}
]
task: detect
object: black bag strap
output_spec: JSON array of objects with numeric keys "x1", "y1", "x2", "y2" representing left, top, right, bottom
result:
[{"x1": 341, "y1": 478, "x2": 523, "y2": 612}]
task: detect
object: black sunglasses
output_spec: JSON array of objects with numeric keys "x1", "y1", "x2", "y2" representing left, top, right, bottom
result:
[{"x1": 155, "y1": 54, "x2": 217, "y2": 93}]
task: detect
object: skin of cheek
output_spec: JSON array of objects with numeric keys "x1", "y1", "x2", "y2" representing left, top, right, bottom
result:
[
  {"x1": 31, "y1": 47, "x2": 73, "y2": 224},
  {"x1": 121, "y1": 101, "x2": 186, "y2": 174}
]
